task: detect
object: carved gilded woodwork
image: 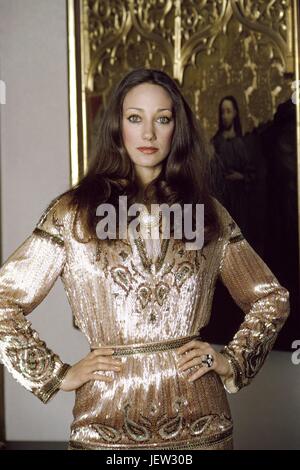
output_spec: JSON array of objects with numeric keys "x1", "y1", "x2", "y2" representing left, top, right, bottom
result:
[{"x1": 67, "y1": 0, "x2": 299, "y2": 183}]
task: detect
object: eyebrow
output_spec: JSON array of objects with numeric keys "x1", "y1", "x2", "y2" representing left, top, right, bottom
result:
[{"x1": 125, "y1": 107, "x2": 172, "y2": 112}]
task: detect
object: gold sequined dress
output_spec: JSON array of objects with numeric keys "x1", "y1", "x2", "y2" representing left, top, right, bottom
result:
[{"x1": 0, "y1": 194, "x2": 290, "y2": 450}]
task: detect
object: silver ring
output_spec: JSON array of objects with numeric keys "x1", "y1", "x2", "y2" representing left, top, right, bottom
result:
[{"x1": 200, "y1": 353, "x2": 214, "y2": 368}]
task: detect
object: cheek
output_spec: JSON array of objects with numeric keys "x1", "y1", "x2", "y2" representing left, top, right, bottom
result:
[{"x1": 122, "y1": 122, "x2": 138, "y2": 146}]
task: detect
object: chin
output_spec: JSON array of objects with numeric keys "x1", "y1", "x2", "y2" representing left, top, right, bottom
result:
[
  {"x1": 131, "y1": 154, "x2": 167, "y2": 166},
  {"x1": 134, "y1": 161, "x2": 161, "y2": 169}
]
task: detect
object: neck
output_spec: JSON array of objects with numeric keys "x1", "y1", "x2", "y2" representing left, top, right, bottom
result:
[
  {"x1": 134, "y1": 165, "x2": 162, "y2": 189},
  {"x1": 222, "y1": 125, "x2": 236, "y2": 138}
]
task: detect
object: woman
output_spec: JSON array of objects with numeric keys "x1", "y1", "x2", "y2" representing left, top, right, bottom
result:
[{"x1": 0, "y1": 68, "x2": 289, "y2": 450}]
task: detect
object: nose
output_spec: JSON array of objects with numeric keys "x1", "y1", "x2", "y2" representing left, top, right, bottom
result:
[{"x1": 142, "y1": 122, "x2": 156, "y2": 141}]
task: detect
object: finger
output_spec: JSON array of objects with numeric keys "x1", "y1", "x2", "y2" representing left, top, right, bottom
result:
[
  {"x1": 88, "y1": 362, "x2": 122, "y2": 373},
  {"x1": 88, "y1": 372, "x2": 114, "y2": 382},
  {"x1": 89, "y1": 348, "x2": 115, "y2": 357},
  {"x1": 178, "y1": 350, "x2": 216, "y2": 371},
  {"x1": 187, "y1": 365, "x2": 213, "y2": 382},
  {"x1": 176, "y1": 340, "x2": 209, "y2": 355},
  {"x1": 178, "y1": 357, "x2": 203, "y2": 372},
  {"x1": 177, "y1": 348, "x2": 205, "y2": 364},
  {"x1": 91, "y1": 357, "x2": 123, "y2": 367},
  {"x1": 177, "y1": 344, "x2": 212, "y2": 364}
]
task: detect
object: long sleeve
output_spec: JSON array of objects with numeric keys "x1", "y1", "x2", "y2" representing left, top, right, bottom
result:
[
  {"x1": 215, "y1": 201, "x2": 290, "y2": 393},
  {"x1": 0, "y1": 195, "x2": 71, "y2": 404}
]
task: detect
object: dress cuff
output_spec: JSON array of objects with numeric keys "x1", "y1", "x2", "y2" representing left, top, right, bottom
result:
[
  {"x1": 38, "y1": 363, "x2": 71, "y2": 404},
  {"x1": 219, "y1": 350, "x2": 242, "y2": 393}
]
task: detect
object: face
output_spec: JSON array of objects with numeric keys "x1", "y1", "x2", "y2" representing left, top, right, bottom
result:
[
  {"x1": 122, "y1": 83, "x2": 175, "y2": 180},
  {"x1": 221, "y1": 99, "x2": 236, "y2": 129}
]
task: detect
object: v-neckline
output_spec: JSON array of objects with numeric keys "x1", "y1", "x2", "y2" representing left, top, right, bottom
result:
[
  {"x1": 133, "y1": 234, "x2": 170, "y2": 274},
  {"x1": 128, "y1": 223, "x2": 171, "y2": 275}
]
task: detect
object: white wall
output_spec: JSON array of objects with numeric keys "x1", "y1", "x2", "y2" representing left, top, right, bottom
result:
[
  {"x1": 0, "y1": 0, "x2": 299, "y2": 449},
  {"x1": 0, "y1": 0, "x2": 89, "y2": 442}
]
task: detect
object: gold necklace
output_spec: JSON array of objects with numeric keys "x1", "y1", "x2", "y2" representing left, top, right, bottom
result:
[{"x1": 138, "y1": 205, "x2": 161, "y2": 236}]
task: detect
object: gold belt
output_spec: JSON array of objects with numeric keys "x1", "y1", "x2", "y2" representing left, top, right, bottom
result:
[{"x1": 90, "y1": 333, "x2": 201, "y2": 356}]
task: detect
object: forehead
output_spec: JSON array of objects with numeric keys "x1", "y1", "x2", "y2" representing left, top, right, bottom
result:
[
  {"x1": 221, "y1": 100, "x2": 234, "y2": 110},
  {"x1": 123, "y1": 83, "x2": 172, "y2": 109}
]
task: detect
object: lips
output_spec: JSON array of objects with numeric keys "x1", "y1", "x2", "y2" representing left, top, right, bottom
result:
[{"x1": 137, "y1": 147, "x2": 159, "y2": 154}]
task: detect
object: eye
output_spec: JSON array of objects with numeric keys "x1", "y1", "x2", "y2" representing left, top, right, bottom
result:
[
  {"x1": 127, "y1": 114, "x2": 141, "y2": 123},
  {"x1": 126, "y1": 114, "x2": 172, "y2": 124},
  {"x1": 158, "y1": 116, "x2": 172, "y2": 124}
]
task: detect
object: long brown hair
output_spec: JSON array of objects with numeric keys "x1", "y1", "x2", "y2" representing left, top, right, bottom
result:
[{"x1": 61, "y1": 68, "x2": 221, "y2": 245}]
